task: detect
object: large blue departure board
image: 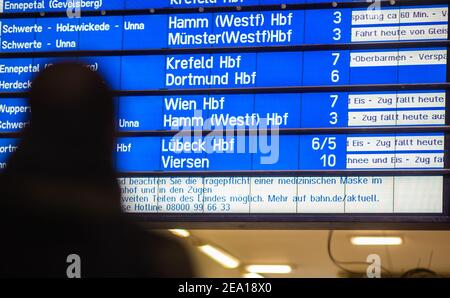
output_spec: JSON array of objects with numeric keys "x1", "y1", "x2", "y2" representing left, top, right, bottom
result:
[{"x1": 0, "y1": 0, "x2": 449, "y2": 227}]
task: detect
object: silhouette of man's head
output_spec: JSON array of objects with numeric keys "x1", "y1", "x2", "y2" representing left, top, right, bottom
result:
[
  {"x1": 30, "y1": 62, "x2": 114, "y2": 144},
  {"x1": 7, "y1": 62, "x2": 116, "y2": 179}
]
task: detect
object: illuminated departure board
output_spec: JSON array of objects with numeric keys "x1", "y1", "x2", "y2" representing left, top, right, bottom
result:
[{"x1": 0, "y1": 0, "x2": 449, "y2": 227}]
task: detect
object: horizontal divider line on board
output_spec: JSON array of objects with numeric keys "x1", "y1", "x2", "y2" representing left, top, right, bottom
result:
[
  {"x1": 117, "y1": 169, "x2": 450, "y2": 177},
  {"x1": 0, "y1": 0, "x2": 447, "y2": 19},
  {"x1": 0, "y1": 41, "x2": 449, "y2": 58},
  {"x1": 1, "y1": 126, "x2": 450, "y2": 138},
  {"x1": 1, "y1": 84, "x2": 449, "y2": 98},
  {"x1": 113, "y1": 84, "x2": 450, "y2": 95},
  {"x1": 116, "y1": 126, "x2": 450, "y2": 136}
]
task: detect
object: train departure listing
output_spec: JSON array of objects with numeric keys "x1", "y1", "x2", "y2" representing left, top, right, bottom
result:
[{"x1": 0, "y1": 1, "x2": 448, "y2": 216}]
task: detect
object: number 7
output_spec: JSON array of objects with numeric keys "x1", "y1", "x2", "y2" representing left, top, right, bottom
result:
[
  {"x1": 332, "y1": 52, "x2": 340, "y2": 66},
  {"x1": 330, "y1": 94, "x2": 339, "y2": 108}
]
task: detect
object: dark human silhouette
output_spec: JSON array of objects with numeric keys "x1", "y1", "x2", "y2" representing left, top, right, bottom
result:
[{"x1": 0, "y1": 63, "x2": 194, "y2": 278}]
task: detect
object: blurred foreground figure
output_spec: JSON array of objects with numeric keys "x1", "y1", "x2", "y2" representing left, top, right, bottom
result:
[{"x1": 0, "y1": 63, "x2": 193, "y2": 278}]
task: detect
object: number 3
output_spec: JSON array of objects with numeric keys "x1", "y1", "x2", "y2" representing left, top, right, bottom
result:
[
  {"x1": 333, "y1": 11, "x2": 342, "y2": 24},
  {"x1": 333, "y1": 28, "x2": 341, "y2": 41}
]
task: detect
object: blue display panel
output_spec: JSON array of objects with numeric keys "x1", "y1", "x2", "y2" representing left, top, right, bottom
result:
[
  {"x1": 109, "y1": 48, "x2": 450, "y2": 88},
  {"x1": 115, "y1": 91, "x2": 446, "y2": 131},
  {"x1": 0, "y1": 48, "x2": 447, "y2": 93},
  {"x1": 0, "y1": 5, "x2": 447, "y2": 52},
  {"x1": 0, "y1": 138, "x2": 18, "y2": 171},
  {"x1": 0, "y1": 98, "x2": 30, "y2": 132},
  {"x1": 0, "y1": 0, "x2": 123, "y2": 13},
  {"x1": 2, "y1": 90, "x2": 446, "y2": 133},
  {"x1": 115, "y1": 134, "x2": 445, "y2": 172},
  {"x1": 0, "y1": 0, "x2": 373, "y2": 13}
]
